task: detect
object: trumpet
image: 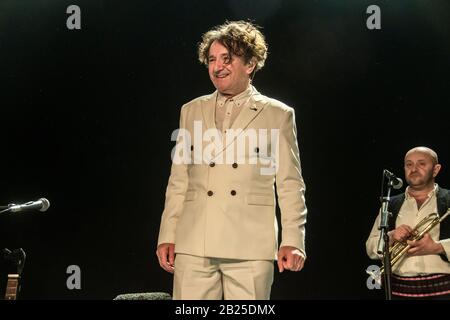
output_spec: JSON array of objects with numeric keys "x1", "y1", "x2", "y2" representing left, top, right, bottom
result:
[{"x1": 369, "y1": 209, "x2": 450, "y2": 282}]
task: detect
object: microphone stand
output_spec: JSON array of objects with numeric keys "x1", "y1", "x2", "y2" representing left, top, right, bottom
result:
[
  {"x1": 0, "y1": 204, "x2": 16, "y2": 214},
  {"x1": 377, "y1": 170, "x2": 394, "y2": 300}
]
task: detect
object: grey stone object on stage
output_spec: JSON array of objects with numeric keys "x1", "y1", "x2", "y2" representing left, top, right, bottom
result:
[{"x1": 113, "y1": 292, "x2": 172, "y2": 300}]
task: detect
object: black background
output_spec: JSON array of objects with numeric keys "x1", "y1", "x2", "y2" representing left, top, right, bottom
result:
[{"x1": 0, "y1": 0, "x2": 449, "y2": 299}]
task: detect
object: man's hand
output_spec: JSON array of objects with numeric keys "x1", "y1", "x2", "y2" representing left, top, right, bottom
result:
[
  {"x1": 389, "y1": 224, "x2": 413, "y2": 245},
  {"x1": 156, "y1": 243, "x2": 175, "y2": 273},
  {"x1": 407, "y1": 233, "x2": 444, "y2": 256},
  {"x1": 277, "y1": 246, "x2": 305, "y2": 273}
]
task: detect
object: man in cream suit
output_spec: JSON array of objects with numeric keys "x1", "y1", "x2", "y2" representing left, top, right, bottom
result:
[{"x1": 156, "y1": 21, "x2": 307, "y2": 300}]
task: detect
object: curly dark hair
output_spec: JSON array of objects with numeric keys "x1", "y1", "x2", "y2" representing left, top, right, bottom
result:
[{"x1": 198, "y1": 20, "x2": 268, "y2": 72}]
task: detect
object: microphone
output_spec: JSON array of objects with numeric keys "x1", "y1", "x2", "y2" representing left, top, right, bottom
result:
[
  {"x1": 384, "y1": 170, "x2": 403, "y2": 189},
  {"x1": 9, "y1": 198, "x2": 50, "y2": 213}
]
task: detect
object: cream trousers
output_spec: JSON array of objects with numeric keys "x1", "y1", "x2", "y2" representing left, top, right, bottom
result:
[{"x1": 173, "y1": 253, "x2": 274, "y2": 300}]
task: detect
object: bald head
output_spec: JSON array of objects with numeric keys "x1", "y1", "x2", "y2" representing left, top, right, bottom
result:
[
  {"x1": 405, "y1": 146, "x2": 438, "y2": 165},
  {"x1": 404, "y1": 146, "x2": 441, "y2": 191}
]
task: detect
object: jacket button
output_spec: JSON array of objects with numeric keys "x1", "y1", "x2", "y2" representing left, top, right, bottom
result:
[
  {"x1": 232, "y1": 163, "x2": 238, "y2": 168},
  {"x1": 190, "y1": 145, "x2": 194, "y2": 151},
  {"x1": 207, "y1": 191, "x2": 214, "y2": 196},
  {"x1": 255, "y1": 147, "x2": 259, "y2": 153},
  {"x1": 230, "y1": 190, "x2": 236, "y2": 196},
  {"x1": 209, "y1": 162, "x2": 215, "y2": 167}
]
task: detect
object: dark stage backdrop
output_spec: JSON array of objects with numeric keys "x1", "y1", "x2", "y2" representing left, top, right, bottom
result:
[{"x1": 0, "y1": 0, "x2": 449, "y2": 300}]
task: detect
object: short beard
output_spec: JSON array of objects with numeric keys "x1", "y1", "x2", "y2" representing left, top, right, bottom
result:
[{"x1": 406, "y1": 169, "x2": 435, "y2": 189}]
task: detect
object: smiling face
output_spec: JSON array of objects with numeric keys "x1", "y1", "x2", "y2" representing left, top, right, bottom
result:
[
  {"x1": 404, "y1": 150, "x2": 441, "y2": 190},
  {"x1": 207, "y1": 40, "x2": 255, "y2": 97}
]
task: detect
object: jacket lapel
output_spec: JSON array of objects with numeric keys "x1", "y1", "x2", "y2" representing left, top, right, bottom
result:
[
  {"x1": 219, "y1": 91, "x2": 267, "y2": 156},
  {"x1": 201, "y1": 91, "x2": 218, "y2": 132},
  {"x1": 230, "y1": 95, "x2": 266, "y2": 132},
  {"x1": 201, "y1": 91, "x2": 224, "y2": 155},
  {"x1": 201, "y1": 88, "x2": 268, "y2": 161},
  {"x1": 437, "y1": 187, "x2": 448, "y2": 216}
]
